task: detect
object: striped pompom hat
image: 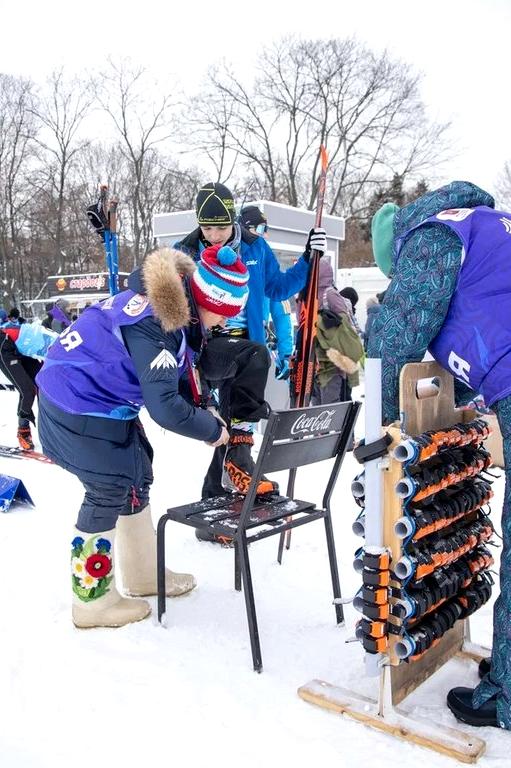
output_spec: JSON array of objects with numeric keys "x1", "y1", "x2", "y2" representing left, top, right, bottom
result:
[{"x1": 191, "y1": 244, "x2": 249, "y2": 317}]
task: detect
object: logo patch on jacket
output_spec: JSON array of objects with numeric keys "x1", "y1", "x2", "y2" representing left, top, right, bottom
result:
[
  {"x1": 436, "y1": 209, "x2": 474, "y2": 222},
  {"x1": 150, "y1": 349, "x2": 177, "y2": 370},
  {"x1": 123, "y1": 294, "x2": 149, "y2": 316}
]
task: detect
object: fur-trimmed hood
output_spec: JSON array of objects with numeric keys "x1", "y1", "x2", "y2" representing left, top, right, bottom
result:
[{"x1": 128, "y1": 247, "x2": 196, "y2": 333}]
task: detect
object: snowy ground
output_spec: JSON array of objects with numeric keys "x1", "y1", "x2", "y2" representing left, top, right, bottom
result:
[{"x1": 0, "y1": 387, "x2": 509, "y2": 767}]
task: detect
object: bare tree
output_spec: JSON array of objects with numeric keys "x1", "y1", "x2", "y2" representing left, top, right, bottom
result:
[
  {"x1": 0, "y1": 73, "x2": 38, "y2": 303},
  {"x1": 185, "y1": 37, "x2": 452, "y2": 217},
  {"x1": 30, "y1": 69, "x2": 94, "y2": 271},
  {"x1": 97, "y1": 60, "x2": 178, "y2": 266}
]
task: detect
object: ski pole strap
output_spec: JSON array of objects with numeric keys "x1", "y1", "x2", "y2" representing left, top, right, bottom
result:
[{"x1": 353, "y1": 433, "x2": 393, "y2": 465}]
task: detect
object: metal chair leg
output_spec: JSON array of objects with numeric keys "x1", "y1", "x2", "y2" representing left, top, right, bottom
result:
[
  {"x1": 156, "y1": 515, "x2": 169, "y2": 622},
  {"x1": 324, "y1": 512, "x2": 344, "y2": 624},
  {"x1": 239, "y1": 534, "x2": 263, "y2": 672},
  {"x1": 234, "y1": 540, "x2": 242, "y2": 591}
]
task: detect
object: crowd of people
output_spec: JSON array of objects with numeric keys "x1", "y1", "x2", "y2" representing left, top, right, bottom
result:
[{"x1": 2, "y1": 177, "x2": 510, "y2": 731}]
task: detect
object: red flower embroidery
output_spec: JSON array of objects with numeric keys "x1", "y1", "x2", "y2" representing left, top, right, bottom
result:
[{"x1": 85, "y1": 554, "x2": 112, "y2": 579}]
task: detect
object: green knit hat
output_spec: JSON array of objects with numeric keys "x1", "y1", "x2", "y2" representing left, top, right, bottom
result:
[{"x1": 371, "y1": 202, "x2": 399, "y2": 277}]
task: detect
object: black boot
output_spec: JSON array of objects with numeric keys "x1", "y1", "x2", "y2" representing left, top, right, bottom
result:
[
  {"x1": 447, "y1": 687, "x2": 498, "y2": 727},
  {"x1": 194, "y1": 528, "x2": 234, "y2": 547},
  {"x1": 478, "y1": 657, "x2": 491, "y2": 678},
  {"x1": 223, "y1": 430, "x2": 278, "y2": 496}
]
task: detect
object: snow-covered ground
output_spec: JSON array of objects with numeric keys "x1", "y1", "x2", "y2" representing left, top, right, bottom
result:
[{"x1": 0, "y1": 387, "x2": 509, "y2": 767}]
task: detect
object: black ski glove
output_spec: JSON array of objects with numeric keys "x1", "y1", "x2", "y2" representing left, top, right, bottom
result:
[
  {"x1": 86, "y1": 201, "x2": 108, "y2": 241},
  {"x1": 303, "y1": 227, "x2": 327, "y2": 263}
]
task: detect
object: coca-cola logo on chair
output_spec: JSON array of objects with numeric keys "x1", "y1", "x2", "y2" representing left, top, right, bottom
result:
[{"x1": 291, "y1": 410, "x2": 335, "y2": 436}]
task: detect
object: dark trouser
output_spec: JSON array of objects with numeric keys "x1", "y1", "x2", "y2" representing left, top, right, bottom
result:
[
  {"x1": 0, "y1": 335, "x2": 42, "y2": 426},
  {"x1": 198, "y1": 335, "x2": 271, "y2": 498},
  {"x1": 76, "y1": 432, "x2": 153, "y2": 533},
  {"x1": 38, "y1": 394, "x2": 153, "y2": 533},
  {"x1": 311, "y1": 373, "x2": 352, "y2": 405},
  {"x1": 472, "y1": 395, "x2": 511, "y2": 728}
]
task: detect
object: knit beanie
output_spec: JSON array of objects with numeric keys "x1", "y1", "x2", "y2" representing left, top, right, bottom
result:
[
  {"x1": 196, "y1": 182, "x2": 235, "y2": 226},
  {"x1": 191, "y1": 244, "x2": 249, "y2": 317},
  {"x1": 371, "y1": 202, "x2": 399, "y2": 277},
  {"x1": 340, "y1": 286, "x2": 359, "y2": 309},
  {"x1": 240, "y1": 205, "x2": 267, "y2": 229}
]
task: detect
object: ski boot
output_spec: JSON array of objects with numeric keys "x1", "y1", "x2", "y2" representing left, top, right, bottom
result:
[
  {"x1": 195, "y1": 528, "x2": 235, "y2": 546},
  {"x1": 17, "y1": 426, "x2": 34, "y2": 451},
  {"x1": 223, "y1": 429, "x2": 278, "y2": 496}
]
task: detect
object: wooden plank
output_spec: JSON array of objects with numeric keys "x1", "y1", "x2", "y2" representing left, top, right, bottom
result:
[
  {"x1": 391, "y1": 624, "x2": 465, "y2": 706},
  {"x1": 298, "y1": 680, "x2": 486, "y2": 764},
  {"x1": 399, "y1": 362, "x2": 460, "y2": 435}
]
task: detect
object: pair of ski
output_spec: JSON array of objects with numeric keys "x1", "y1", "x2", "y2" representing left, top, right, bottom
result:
[
  {"x1": 278, "y1": 145, "x2": 329, "y2": 562},
  {"x1": 0, "y1": 445, "x2": 52, "y2": 463}
]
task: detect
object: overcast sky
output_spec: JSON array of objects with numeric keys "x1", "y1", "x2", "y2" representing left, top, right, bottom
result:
[{"x1": 1, "y1": 0, "x2": 508, "y2": 196}]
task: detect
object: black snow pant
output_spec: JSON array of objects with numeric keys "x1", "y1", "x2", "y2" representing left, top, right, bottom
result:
[
  {"x1": 0, "y1": 334, "x2": 42, "y2": 426},
  {"x1": 38, "y1": 394, "x2": 153, "y2": 533},
  {"x1": 198, "y1": 335, "x2": 271, "y2": 498},
  {"x1": 311, "y1": 373, "x2": 352, "y2": 405}
]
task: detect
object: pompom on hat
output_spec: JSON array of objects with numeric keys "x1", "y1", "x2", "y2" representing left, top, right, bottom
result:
[{"x1": 191, "y1": 244, "x2": 249, "y2": 318}]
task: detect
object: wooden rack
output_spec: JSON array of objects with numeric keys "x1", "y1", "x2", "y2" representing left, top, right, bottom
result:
[{"x1": 298, "y1": 362, "x2": 491, "y2": 763}]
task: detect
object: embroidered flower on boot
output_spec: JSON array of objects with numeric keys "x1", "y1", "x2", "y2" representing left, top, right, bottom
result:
[{"x1": 71, "y1": 535, "x2": 114, "y2": 602}]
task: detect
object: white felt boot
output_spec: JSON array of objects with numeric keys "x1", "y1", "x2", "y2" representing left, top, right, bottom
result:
[
  {"x1": 71, "y1": 528, "x2": 151, "y2": 628},
  {"x1": 116, "y1": 505, "x2": 197, "y2": 597}
]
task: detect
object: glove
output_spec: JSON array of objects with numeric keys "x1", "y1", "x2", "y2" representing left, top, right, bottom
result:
[
  {"x1": 275, "y1": 355, "x2": 291, "y2": 380},
  {"x1": 303, "y1": 227, "x2": 327, "y2": 262},
  {"x1": 207, "y1": 425, "x2": 230, "y2": 447}
]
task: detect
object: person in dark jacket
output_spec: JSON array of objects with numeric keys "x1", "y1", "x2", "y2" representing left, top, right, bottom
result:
[
  {"x1": 36, "y1": 245, "x2": 248, "y2": 629},
  {"x1": 312, "y1": 259, "x2": 360, "y2": 404},
  {"x1": 0, "y1": 325, "x2": 43, "y2": 449},
  {"x1": 368, "y1": 180, "x2": 511, "y2": 730},
  {"x1": 174, "y1": 182, "x2": 326, "y2": 503}
]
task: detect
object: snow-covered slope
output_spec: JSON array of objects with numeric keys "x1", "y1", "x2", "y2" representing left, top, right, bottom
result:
[{"x1": 0, "y1": 389, "x2": 508, "y2": 767}]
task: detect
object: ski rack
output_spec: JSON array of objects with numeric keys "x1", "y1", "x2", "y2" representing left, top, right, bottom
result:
[{"x1": 298, "y1": 361, "x2": 492, "y2": 763}]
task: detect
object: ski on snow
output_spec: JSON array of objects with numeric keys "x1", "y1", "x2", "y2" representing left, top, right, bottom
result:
[{"x1": 0, "y1": 446, "x2": 53, "y2": 464}]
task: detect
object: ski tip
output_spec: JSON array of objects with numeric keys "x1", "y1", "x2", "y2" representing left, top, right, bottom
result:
[{"x1": 320, "y1": 144, "x2": 328, "y2": 170}]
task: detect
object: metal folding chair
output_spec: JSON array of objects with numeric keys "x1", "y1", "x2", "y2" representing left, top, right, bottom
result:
[{"x1": 156, "y1": 400, "x2": 360, "y2": 672}]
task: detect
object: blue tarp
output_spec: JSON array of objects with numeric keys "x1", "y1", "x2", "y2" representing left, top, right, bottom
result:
[{"x1": 0, "y1": 474, "x2": 34, "y2": 513}]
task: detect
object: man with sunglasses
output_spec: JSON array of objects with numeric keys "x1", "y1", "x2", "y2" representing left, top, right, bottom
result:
[{"x1": 174, "y1": 184, "x2": 326, "y2": 535}]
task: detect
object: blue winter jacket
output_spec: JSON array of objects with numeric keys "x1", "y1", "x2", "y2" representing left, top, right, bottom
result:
[
  {"x1": 263, "y1": 297, "x2": 293, "y2": 359},
  {"x1": 174, "y1": 227, "x2": 308, "y2": 345}
]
